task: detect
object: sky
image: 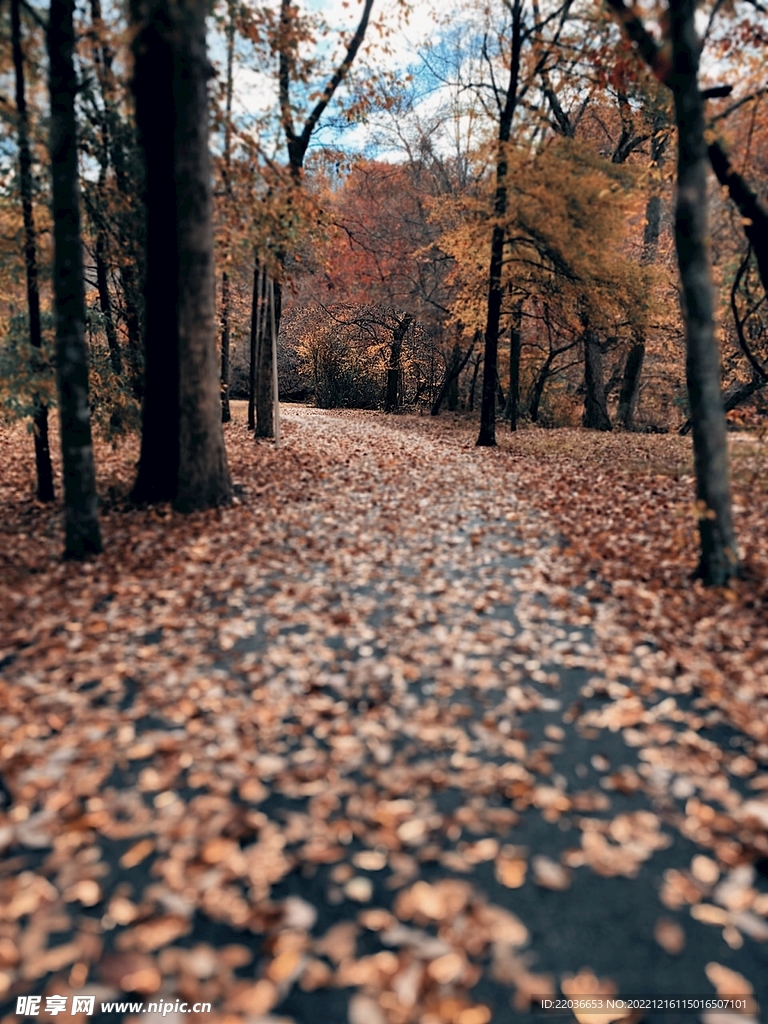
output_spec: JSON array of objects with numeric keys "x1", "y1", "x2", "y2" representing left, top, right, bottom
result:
[{"x1": 220, "y1": 0, "x2": 444, "y2": 161}]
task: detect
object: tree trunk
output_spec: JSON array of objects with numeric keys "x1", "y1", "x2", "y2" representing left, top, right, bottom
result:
[
  {"x1": 431, "y1": 338, "x2": 475, "y2": 416},
  {"x1": 582, "y1": 326, "x2": 612, "y2": 430},
  {"x1": 89, "y1": 0, "x2": 144, "y2": 398},
  {"x1": 529, "y1": 354, "x2": 553, "y2": 424},
  {"x1": 708, "y1": 142, "x2": 768, "y2": 302},
  {"x1": 248, "y1": 258, "x2": 261, "y2": 430},
  {"x1": 504, "y1": 305, "x2": 522, "y2": 431},
  {"x1": 669, "y1": 0, "x2": 737, "y2": 584},
  {"x1": 385, "y1": 314, "x2": 412, "y2": 413},
  {"x1": 446, "y1": 344, "x2": 461, "y2": 412},
  {"x1": 130, "y1": 0, "x2": 231, "y2": 511},
  {"x1": 679, "y1": 376, "x2": 767, "y2": 435},
  {"x1": 617, "y1": 342, "x2": 645, "y2": 429},
  {"x1": 219, "y1": 0, "x2": 235, "y2": 425},
  {"x1": 220, "y1": 271, "x2": 231, "y2": 422},
  {"x1": 256, "y1": 278, "x2": 281, "y2": 437},
  {"x1": 95, "y1": 229, "x2": 122, "y2": 376},
  {"x1": 477, "y1": 0, "x2": 522, "y2": 447},
  {"x1": 13, "y1": 0, "x2": 55, "y2": 502},
  {"x1": 469, "y1": 354, "x2": 482, "y2": 412},
  {"x1": 48, "y1": 0, "x2": 102, "y2": 556}
]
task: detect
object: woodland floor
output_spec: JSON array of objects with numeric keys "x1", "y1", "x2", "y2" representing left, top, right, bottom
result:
[{"x1": 1, "y1": 403, "x2": 768, "y2": 1024}]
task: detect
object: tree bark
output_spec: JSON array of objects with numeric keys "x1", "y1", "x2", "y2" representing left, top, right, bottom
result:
[
  {"x1": 469, "y1": 354, "x2": 482, "y2": 413},
  {"x1": 13, "y1": 0, "x2": 54, "y2": 502},
  {"x1": 130, "y1": 0, "x2": 231, "y2": 511},
  {"x1": 431, "y1": 338, "x2": 476, "y2": 416},
  {"x1": 504, "y1": 304, "x2": 522, "y2": 430},
  {"x1": 48, "y1": 0, "x2": 102, "y2": 556},
  {"x1": 219, "y1": 0, "x2": 235, "y2": 425},
  {"x1": 477, "y1": 0, "x2": 523, "y2": 447},
  {"x1": 384, "y1": 314, "x2": 413, "y2": 413},
  {"x1": 617, "y1": 342, "x2": 644, "y2": 429},
  {"x1": 95, "y1": 229, "x2": 122, "y2": 376},
  {"x1": 529, "y1": 353, "x2": 553, "y2": 424},
  {"x1": 220, "y1": 271, "x2": 231, "y2": 422},
  {"x1": 248, "y1": 258, "x2": 261, "y2": 430},
  {"x1": 582, "y1": 325, "x2": 612, "y2": 430},
  {"x1": 708, "y1": 142, "x2": 768, "y2": 301},
  {"x1": 256, "y1": 279, "x2": 280, "y2": 437},
  {"x1": 669, "y1": 0, "x2": 737, "y2": 584},
  {"x1": 89, "y1": 0, "x2": 144, "y2": 396}
]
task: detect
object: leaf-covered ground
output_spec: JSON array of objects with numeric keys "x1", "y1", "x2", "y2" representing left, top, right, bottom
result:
[{"x1": 1, "y1": 405, "x2": 767, "y2": 1024}]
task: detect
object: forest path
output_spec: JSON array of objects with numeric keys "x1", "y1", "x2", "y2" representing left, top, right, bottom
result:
[{"x1": 1, "y1": 405, "x2": 767, "y2": 1024}]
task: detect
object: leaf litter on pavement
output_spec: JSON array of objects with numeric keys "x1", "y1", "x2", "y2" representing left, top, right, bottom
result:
[{"x1": 0, "y1": 405, "x2": 767, "y2": 1024}]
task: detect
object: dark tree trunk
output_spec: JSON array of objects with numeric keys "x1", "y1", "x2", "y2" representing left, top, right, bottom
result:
[
  {"x1": 13, "y1": 0, "x2": 55, "y2": 502},
  {"x1": 617, "y1": 342, "x2": 645, "y2": 429},
  {"x1": 48, "y1": 0, "x2": 102, "y2": 556},
  {"x1": 446, "y1": 345, "x2": 461, "y2": 412},
  {"x1": 130, "y1": 0, "x2": 231, "y2": 511},
  {"x1": 384, "y1": 314, "x2": 412, "y2": 413},
  {"x1": 220, "y1": 271, "x2": 231, "y2": 422},
  {"x1": 582, "y1": 326, "x2": 612, "y2": 430},
  {"x1": 248, "y1": 258, "x2": 261, "y2": 431},
  {"x1": 469, "y1": 354, "x2": 482, "y2": 413},
  {"x1": 256, "y1": 279, "x2": 281, "y2": 438},
  {"x1": 529, "y1": 354, "x2": 554, "y2": 424},
  {"x1": 477, "y1": 0, "x2": 522, "y2": 447},
  {"x1": 95, "y1": 230, "x2": 122, "y2": 376},
  {"x1": 130, "y1": 2, "x2": 178, "y2": 500},
  {"x1": 708, "y1": 142, "x2": 768, "y2": 301},
  {"x1": 431, "y1": 338, "x2": 476, "y2": 416},
  {"x1": 504, "y1": 305, "x2": 522, "y2": 431},
  {"x1": 679, "y1": 376, "x2": 767, "y2": 435},
  {"x1": 669, "y1": 0, "x2": 737, "y2": 584}
]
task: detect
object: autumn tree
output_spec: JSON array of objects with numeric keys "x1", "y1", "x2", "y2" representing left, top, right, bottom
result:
[
  {"x1": 48, "y1": 0, "x2": 102, "y2": 556},
  {"x1": 130, "y1": 0, "x2": 231, "y2": 511},
  {"x1": 605, "y1": 0, "x2": 741, "y2": 582}
]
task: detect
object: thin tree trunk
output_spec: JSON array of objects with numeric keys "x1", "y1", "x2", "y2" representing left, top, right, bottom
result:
[
  {"x1": 469, "y1": 354, "x2": 482, "y2": 413},
  {"x1": 617, "y1": 342, "x2": 645, "y2": 429},
  {"x1": 248, "y1": 258, "x2": 261, "y2": 430},
  {"x1": 505, "y1": 304, "x2": 522, "y2": 430},
  {"x1": 131, "y1": 0, "x2": 231, "y2": 511},
  {"x1": 220, "y1": 270, "x2": 231, "y2": 422},
  {"x1": 89, "y1": 0, "x2": 144, "y2": 397},
  {"x1": 95, "y1": 230, "x2": 122, "y2": 375},
  {"x1": 432, "y1": 337, "x2": 476, "y2": 416},
  {"x1": 48, "y1": 0, "x2": 102, "y2": 556},
  {"x1": 13, "y1": 0, "x2": 54, "y2": 502},
  {"x1": 385, "y1": 314, "x2": 412, "y2": 413},
  {"x1": 669, "y1": 0, "x2": 737, "y2": 584},
  {"x1": 529, "y1": 354, "x2": 554, "y2": 424},
  {"x1": 446, "y1": 344, "x2": 461, "y2": 412},
  {"x1": 582, "y1": 325, "x2": 612, "y2": 430},
  {"x1": 219, "y1": 0, "x2": 235, "y2": 425},
  {"x1": 477, "y1": 0, "x2": 522, "y2": 447},
  {"x1": 256, "y1": 278, "x2": 280, "y2": 437}
]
